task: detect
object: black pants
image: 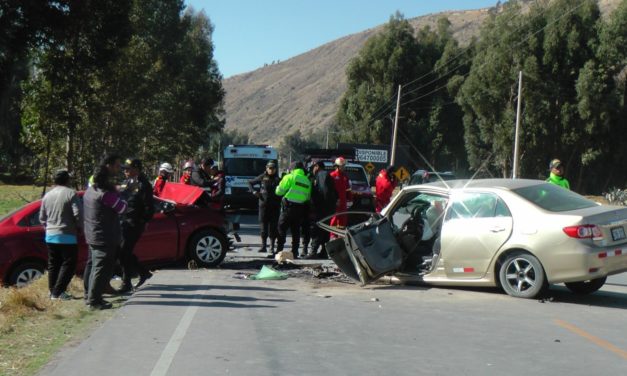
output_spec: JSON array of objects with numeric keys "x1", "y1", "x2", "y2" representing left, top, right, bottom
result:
[
  {"x1": 47, "y1": 243, "x2": 78, "y2": 296},
  {"x1": 301, "y1": 205, "x2": 311, "y2": 250},
  {"x1": 119, "y1": 222, "x2": 148, "y2": 286},
  {"x1": 277, "y1": 201, "x2": 306, "y2": 255},
  {"x1": 311, "y1": 208, "x2": 334, "y2": 254},
  {"x1": 84, "y1": 244, "x2": 116, "y2": 304},
  {"x1": 259, "y1": 203, "x2": 280, "y2": 245}
]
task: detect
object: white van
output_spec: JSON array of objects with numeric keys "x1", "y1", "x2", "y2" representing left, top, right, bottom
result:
[{"x1": 222, "y1": 145, "x2": 278, "y2": 209}]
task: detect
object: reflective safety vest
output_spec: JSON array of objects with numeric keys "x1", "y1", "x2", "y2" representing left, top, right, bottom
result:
[
  {"x1": 546, "y1": 173, "x2": 570, "y2": 190},
  {"x1": 275, "y1": 168, "x2": 311, "y2": 204}
]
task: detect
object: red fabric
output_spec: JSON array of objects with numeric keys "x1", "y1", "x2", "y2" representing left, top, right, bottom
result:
[
  {"x1": 158, "y1": 183, "x2": 204, "y2": 205},
  {"x1": 329, "y1": 169, "x2": 352, "y2": 229},
  {"x1": 375, "y1": 169, "x2": 397, "y2": 213},
  {"x1": 180, "y1": 173, "x2": 191, "y2": 185},
  {"x1": 153, "y1": 175, "x2": 167, "y2": 197}
]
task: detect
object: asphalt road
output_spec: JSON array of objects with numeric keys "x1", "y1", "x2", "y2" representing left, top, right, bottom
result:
[{"x1": 39, "y1": 212, "x2": 627, "y2": 376}]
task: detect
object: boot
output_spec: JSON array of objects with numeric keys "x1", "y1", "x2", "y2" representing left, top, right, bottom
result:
[
  {"x1": 270, "y1": 238, "x2": 276, "y2": 253},
  {"x1": 258, "y1": 237, "x2": 268, "y2": 253}
]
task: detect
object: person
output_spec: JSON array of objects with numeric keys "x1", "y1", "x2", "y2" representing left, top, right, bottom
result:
[
  {"x1": 546, "y1": 158, "x2": 570, "y2": 190},
  {"x1": 248, "y1": 161, "x2": 281, "y2": 253},
  {"x1": 153, "y1": 162, "x2": 173, "y2": 197},
  {"x1": 191, "y1": 157, "x2": 214, "y2": 188},
  {"x1": 275, "y1": 161, "x2": 312, "y2": 258},
  {"x1": 83, "y1": 154, "x2": 127, "y2": 310},
  {"x1": 375, "y1": 165, "x2": 398, "y2": 213},
  {"x1": 39, "y1": 169, "x2": 82, "y2": 300},
  {"x1": 117, "y1": 158, "x2": 154, "y2": 293},
  {"x1": 329, "y1": 157, "x2": 352, "y2": 233},
  {"x1": 306, "y1": 161, "x2": 338, "y2": 259},
  {"x1": 180, "y1": 161, "x2": 194, "y2": 184},
  {"x1": 208, "y1": 163, "x2": 226, "y2": 211},
  {"x1": 300, "y1": 164, "x2": 315, "y2": 256}
]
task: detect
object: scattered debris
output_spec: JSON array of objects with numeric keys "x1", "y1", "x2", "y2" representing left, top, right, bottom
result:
[
  {"x1": 249, "y1": 265, "x2": 288, "y2": 280},
  {"x1": 316, "y1": 294, "x2": 332, "y2": 298},
  {"x1": 275, "y1": 251, "x2": 294, "y2": 264},
  {"x1": 370, "y1": 298, "x2": 379, "y2": 302},
  {"x1": 554, "y1": 339, "x2": 561, "y2": 343}
]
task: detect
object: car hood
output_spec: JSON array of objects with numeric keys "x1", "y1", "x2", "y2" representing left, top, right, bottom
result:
[{"x1": 159, "y1": 183, "x2": 205, "y2": 205}]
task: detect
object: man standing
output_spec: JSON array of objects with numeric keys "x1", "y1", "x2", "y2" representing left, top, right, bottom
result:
[
  {"x1": 39, "y1": 169, "x2": 82, "y2": 300},
  {"x1": 153, "y1": 162, "x2": 173, "y2": 197},
  {"x1": 248, "y1": 161, "x2": 281, "y2": 254},
  {"x1": 180, "y1": 161, "x2": 194, "y2": 184},
  {"x1": 275, "y1": 161, "x2": 312, "y2": 258},
  {"x1": 117, "y1": 158, "x2": 154, "y2": 293},
  {"x1": 375, "y1": 165, "x2": 397, "y2": 213},
  {"x1": 306, "y1": 161, "x2": 338, "y2": 259},
  {"x1": 83, "y1": 154, "x2": 127, "y2": 310},
  {"x1": 208, "y1": 164, "x2": 226, "y2": 211},
  {"x1": 546, "y1": 159, "x2": 570, "y2": 190},
  {"x1": 191, "y1": 158, "x2": 214, "y2": 188},
  {"x1": 329, "y1": 157, "x2": 352, "y2": 232}
]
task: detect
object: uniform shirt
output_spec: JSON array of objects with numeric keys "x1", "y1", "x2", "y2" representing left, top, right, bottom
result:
[
  {"x1": 248, "y1": 172, "x2": 281, "y2": 207},
  {"x1": 546, "y1": 173, "x2": 570, "y2": 190},
  {"x1": 375, "y1": 169, "x2": 397, "y2": 213},
  {"x1": 275, "y1": 168, "x2": 311, "y2": 204},
  {"x1": 330, "y1": 169, "x2": 352, "y2": 210},
  {"x1": 121, "y1": 173, "x2": 154, "y2": 225},
  {"x1": 153, "y1": 175, "x2": 168, "y2": 197},
  {"x1": 312, "y1": 169, "x2": 337, "y2": 214}
]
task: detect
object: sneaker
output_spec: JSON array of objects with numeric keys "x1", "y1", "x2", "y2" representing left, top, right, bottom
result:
[
  {"x1": 134, "y1": 271, "x2": 153, "y2": 289},
  {"x1": 50, "y1": 292, "x2": 73, "y2": 301},
  {"x1": 88, "y1": 300, "x2": 113, "y2": 310}
]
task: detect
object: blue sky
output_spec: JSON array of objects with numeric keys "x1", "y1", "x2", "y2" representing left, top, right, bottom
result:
[{"x1": 186, "y1": 0, "x2": 499, "y2": 78}]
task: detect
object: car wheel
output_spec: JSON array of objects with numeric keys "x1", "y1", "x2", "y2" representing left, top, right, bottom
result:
[
  {"x1": 9, "y1": 262, "x2": 45, "y2": 287},
  {"x1": 498, "y1": 252, "x2": 547, "y2": 299},
  {"x1": 188, "y1": 228, "x2": 228, "y2": 267},
  {"x1": 564, "y1": 277, "x2": 606, "y2": 295}
]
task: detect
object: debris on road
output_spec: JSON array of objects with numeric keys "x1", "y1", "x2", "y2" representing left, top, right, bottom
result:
[{"x1": 249, "y1": 265, "x2": 289, "y2": 280}]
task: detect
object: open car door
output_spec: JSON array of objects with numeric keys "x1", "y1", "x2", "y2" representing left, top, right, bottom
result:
[{"x1": 318, "y1": 212, "x2": 404, "y2": 285}]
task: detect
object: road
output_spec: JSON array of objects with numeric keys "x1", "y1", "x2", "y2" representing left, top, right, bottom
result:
[{"x1": 39, "y1": 213, "x2": 627, "y2": 376}]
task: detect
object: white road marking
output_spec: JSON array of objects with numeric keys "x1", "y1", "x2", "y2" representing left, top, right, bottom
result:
[{"x1": 150, "y1": 281, "x2": 209, "y2": 376}]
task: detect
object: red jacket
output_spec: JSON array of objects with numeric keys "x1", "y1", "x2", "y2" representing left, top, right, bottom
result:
[
  {"x1": 375, "y1": 169, "x2": 397, "y2": 213},
  {"x1": 329, "y1": 169, "x2": 352, "y2": 229},
  {"x1": 180, "y1": 173, "x2": 191, "y2": 185},
  {"x1": 153, "y1": 175, "x2": 168, "y2": 197}
]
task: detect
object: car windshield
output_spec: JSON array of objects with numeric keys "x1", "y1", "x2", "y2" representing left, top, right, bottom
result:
[
  {"x1": 512, "y1": 183, "x2": 597, "y2": 212},
  {"x1": 224, "y1": 158, "x2": 268, "y2": 176}
]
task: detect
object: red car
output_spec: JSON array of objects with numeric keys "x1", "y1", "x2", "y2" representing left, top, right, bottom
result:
[{"x1": 0, "y1": 183, "x2": 233, "y2": 286}]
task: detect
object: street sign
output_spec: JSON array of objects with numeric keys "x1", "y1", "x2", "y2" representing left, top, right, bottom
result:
[
  {"x1": 394, "y1": 166, "x2": 410, "y2": 182},
  {"x1": 364, "y1": 162, "x2": 375, "y2": 173},
  {"x1": 356, "y1": 149, "x2": 388, "y2": 163}
]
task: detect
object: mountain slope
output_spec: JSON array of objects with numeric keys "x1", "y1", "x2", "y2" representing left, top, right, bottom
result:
[{"x1": 222, "y1": 0, "x2": 619, "y2": 145}]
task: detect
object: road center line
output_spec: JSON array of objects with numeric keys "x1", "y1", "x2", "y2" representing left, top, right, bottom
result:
[
  {"x1": 150, "y1": 281, "x2": 210, "y2": 376},
  {"x1": 554, "y1": 319, "x2": 627, "y2": 360}
]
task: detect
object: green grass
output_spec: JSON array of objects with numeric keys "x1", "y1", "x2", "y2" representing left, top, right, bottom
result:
[{"x1": 0, "y1": 185, "x2": 42, "y2": 216}]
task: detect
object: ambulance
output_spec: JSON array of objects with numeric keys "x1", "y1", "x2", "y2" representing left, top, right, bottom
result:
[{"x1": 222, "y1": 145, "x2": 278, "y2": 209}]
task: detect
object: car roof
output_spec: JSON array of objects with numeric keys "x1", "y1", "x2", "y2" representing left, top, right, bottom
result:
[{"x1": 414, "y1": 178, "x2": 543, "y2": 191}]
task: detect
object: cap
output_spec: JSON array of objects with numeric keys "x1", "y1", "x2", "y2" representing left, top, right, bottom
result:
[
  {"x1": 159, "y1": 162, "x2": 174, "y2": 173},
  {"x1": 549, "y1": 159, "x2": 562, "y2": 170},
  {"x1": 122, "y1": 158, "x2": 142, "y2": 170},
  {"x1": 266, "y1": 161, "x2": 277, "y2": 168}
]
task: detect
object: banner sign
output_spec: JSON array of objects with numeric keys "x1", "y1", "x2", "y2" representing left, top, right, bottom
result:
[{"x1": 355, "y1": 149, "x2": 388, "y2": 163}]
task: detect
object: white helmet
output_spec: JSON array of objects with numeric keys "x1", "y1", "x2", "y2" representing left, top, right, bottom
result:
[
  {"x1": 334, "y1": 157, "x2": 346, "y2": 167},
  {"x1": 159, "y1": 162, "x2": 174, "y2": 173},
  {"x1": 183, "y1": 161, "x2": 194, "y2": 170}
]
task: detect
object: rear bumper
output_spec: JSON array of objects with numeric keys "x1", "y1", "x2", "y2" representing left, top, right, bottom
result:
[{"x1": 546, "y1": 245, "x2": 627, "y2": 283}]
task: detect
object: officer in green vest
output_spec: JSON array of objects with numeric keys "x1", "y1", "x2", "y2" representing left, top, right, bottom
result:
[
  {"x1": 546, "y1": 158, "x2": 570, "y2": 190},
  {"x1": 274, "y1": 161, "x2": 312, "y2": 258}
]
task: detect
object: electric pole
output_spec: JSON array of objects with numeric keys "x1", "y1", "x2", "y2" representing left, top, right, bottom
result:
[
  {"x1": 512, "y1": 71, "x2": 522, "y2": 179},
  {"x1": 391, "y1": 85, "x2": 402, "y2": 166}
]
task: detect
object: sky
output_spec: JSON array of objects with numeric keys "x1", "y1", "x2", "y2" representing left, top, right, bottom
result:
[{"x1": 186, "y1": 0, "x2": 499, "y2": 78}]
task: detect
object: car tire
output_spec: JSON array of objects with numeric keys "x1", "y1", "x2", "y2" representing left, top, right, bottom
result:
[
  {"x1": 188, "y1": 228, "x2": 228, "y2": 267},
  {"x1": 564, "y1": 277, "x2": 606, "y2": 295},
  {"x1": 9, "y1": 262, "x2": 45, "y2": 287},
  {"x1": 498, "y1": 252, "x2": 548, "y2": 299}
]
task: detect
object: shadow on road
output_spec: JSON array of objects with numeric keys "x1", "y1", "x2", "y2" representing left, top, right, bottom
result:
[
  {"x1": 139, "y1": 283, "x2": 296, "y2": 292},
  {"x1": 544, "y1": 285, "x2": 627, "y2": 309},
  {"x1": 125, "y1": 300, "x2": 278, "y2": 309},
  {"x1": 133, "y1": 292, "x2": 293, "y2": 303}
]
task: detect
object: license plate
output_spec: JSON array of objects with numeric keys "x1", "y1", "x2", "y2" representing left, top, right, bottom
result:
[{"x1": 611, "y1": 226, "x2": 626, "y2": 241}]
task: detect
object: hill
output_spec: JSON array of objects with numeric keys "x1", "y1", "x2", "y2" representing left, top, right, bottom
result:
[{"x1": 222, "y1": 0, "x2": 620, "y2": 146}]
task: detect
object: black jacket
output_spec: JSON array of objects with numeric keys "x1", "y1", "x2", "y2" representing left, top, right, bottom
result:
[
  {"x1": 248, "y1": 172, "x2": 281, "y2": 207},
  {"x1": 191, "y1": 168, "x2": 212, "y2": 188},
  {"x1": 312, "y1": 169, "x2": 337, "y2": 215},
  {"x1": 121, "y1": 173, "x2": 154, "y2": 225}
]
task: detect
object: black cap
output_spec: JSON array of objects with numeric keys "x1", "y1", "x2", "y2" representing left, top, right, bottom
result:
[
  {"x1": 54, "y1": 169, "x2": 71, "y2": 185},
  {"x1": 201, "y1": 157, "x2": 214, "y2": 167},
  {"x1": 121, "y1": 158, "x2": 142, "y2": 170}
]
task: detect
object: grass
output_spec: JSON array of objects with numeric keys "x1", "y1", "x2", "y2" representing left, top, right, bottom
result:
[
  {"x1": 0, "y1": 184, "x2": 122, "y2": 375},
  {"x1": 0, "y1": 184, "x2": 42, "y2": 217}
]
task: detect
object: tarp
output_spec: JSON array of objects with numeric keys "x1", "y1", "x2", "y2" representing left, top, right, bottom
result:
[
  {"x1": 249, "y1": 265, "x2": 288, "y2": 280},
  {"x1": 158, "y1": 183, "x2": 204, "y2": 205}
]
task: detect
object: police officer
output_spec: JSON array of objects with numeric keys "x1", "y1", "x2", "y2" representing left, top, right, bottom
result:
[
  {"x1": 248, "y1": 161, "x2": 281, "y2": 254},
  {"x1": 275, "y1": 161, "x2": 312, "y2": 258},
  {"x1": 306, "y1": 161, "x2": 338, "y2": 259},
  {"x1": 118, "y1": 158, "x2": 154, "y2": 293}
]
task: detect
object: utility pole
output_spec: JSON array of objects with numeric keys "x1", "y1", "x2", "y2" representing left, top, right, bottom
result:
[
  {"x1": 325, "y1": 129, "x2": 329, "y2": 149},
  {"x1": 390, "y1": 85, "x2": 402, "y2": 166},
  {"x1": 512, "y1": 71, "x2": 522, "y2": 179}
]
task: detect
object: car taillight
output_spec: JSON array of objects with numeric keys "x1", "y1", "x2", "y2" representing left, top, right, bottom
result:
[{"x1": 562, "y1": 225, "x2": 603, "y2": 240}]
